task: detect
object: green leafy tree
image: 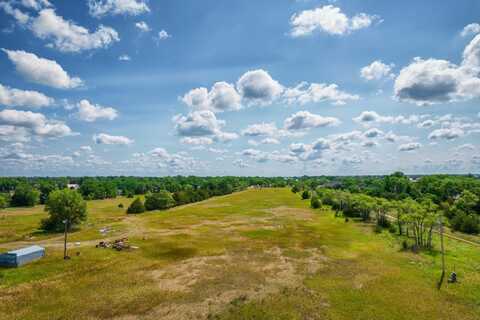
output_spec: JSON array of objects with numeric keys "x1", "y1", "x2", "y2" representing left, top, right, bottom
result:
[
  {"x1": 301, "y1": 190, "x2": 311, "y2": 200},
  {"x1": 11, "y1": 184, "x2": 40, "y2": 207},
  {"x1": 291, "y1": 185, "x2": 300, "y2": 193},
  {"x1": 0, "y1": 194, "x2": 8, "y2": 209},
  {"x1": 449, "y1": 190, "x2": 480, "y2": 234},
  {"x1": 355, "y1": 194, "x2": 375, "y2": 221},
  {"x1": 173, "y1": 190, "x2": 191, "y2": 205},
  {"x1": 41, "y1": 189, "x2": 87, "y2": 232},
  {"x1": 454, "y1": 190, "x2": 479, "y2": 214},
  {"x1": 375, "y1": 198, "x2": 391, "y2": 228},
  {"x1": 451, "y1": 213, "x2": 480, "y2": 234},
  {"x1": 79, "y1": 179, "x2": 117, "y2": 200},
  {"x1": 384, "y1": 172, "x2": 411, "y2": 200},
  {"x1": 392, "y1": 200, "x2": 406, "y2": 235},
  {"x1": 127, "y1": 198, "x2": 146, "y2": 214},
  {"x1": 310, "y1": 197, "x2": 321, "y2": 209},
  {"x1": 145, "y1": 191, "x2": 175, "y2": 211},
  {"x1": 402, "y1": 198, "x2": 439, "y2": 249},
  {"x1": 39, "y1": 181, "x2": 57, "y2": 204}
]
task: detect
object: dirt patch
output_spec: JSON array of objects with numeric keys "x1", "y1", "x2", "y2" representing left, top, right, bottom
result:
[
  {"x1": 262, "y1": 206, "x2": 315, "y2": 221},
  {"x1": 353, "y1": 273, "x2": 377, "y2": 289},
  {"x1": 146, "y1": 255, "x2": 231, "y2": 292},
  {"x1": 135, "y1": 246, "x2": 327, "y2": 320}
]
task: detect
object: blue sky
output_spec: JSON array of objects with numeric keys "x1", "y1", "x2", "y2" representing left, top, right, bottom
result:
[{"x1": 0, "y1": 0, "x2": 479, "y2": 176}]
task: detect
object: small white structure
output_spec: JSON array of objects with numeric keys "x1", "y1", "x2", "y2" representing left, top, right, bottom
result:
[{"x1": 67, "y1": 183, "x2": 80, "y2": 190}]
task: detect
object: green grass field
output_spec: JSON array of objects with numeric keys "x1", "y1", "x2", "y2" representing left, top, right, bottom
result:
[{"x1": 0, "y1": 189, "x2": 479, "y2": 320}]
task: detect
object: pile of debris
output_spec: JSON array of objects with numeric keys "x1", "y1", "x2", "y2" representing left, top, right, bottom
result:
[
  {"x1": 96, "y1": 238, "x2": 132, "y2": 251},
  {"x1": 99, "y1": 226, "x2": 113, "y2": 236}
]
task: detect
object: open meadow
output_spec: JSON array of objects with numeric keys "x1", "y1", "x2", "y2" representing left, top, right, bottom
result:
[{"x1": 1, "y1": 188, "x2": 479, "y2": 320}]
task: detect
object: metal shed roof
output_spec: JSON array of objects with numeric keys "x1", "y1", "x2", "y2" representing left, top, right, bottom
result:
[{"x1": 7, "y1": 245, "x2": 45, "y2": 256}]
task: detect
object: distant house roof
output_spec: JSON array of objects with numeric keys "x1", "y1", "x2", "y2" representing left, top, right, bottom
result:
[{"x1": 8, "y1": 245, "x2": 45, "y2": 256}]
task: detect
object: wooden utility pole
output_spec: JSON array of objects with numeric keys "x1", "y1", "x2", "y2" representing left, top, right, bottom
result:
[
  {"x1": 63, "y1": 219, "x2": 69, "y2": 260},
  {"x1": 437, "y1": 217, "x2": 446, "y2": 289}
]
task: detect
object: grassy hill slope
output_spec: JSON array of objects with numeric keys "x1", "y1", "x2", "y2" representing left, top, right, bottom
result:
[{"x1": 0, "y1": 188, "x2": 479, "y2": 320}]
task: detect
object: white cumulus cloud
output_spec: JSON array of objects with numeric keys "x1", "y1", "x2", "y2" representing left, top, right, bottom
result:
[
  {"x1": 181, "y1": 82, "x2": 241, "y2": 112},
  {"x1": 135, "y1": 21, "x2": 150, "y2": 32},
  {"x1": 428, "y1": 128, "x2": 464, "y2": 140},
  {"x1": 76, "y1": 99, "x2": 118, "y2": 122},
  {"x1": 180, "y1": 137, "x2": 214, "y2": 145},
  {"x1": 30, "y1": 8, "x2": 119, "y2": 52},
  {"x1": 157, "y1": 29, "x2": 171, "y2": 40},
  {"x1": 398, "y1": 142, "x2": 422, "y2": 152},
  {"x1": 394, "y1": 34, "x2": 480, "y2": 105},
  {"x1": 19, "y1": 0, "x2": 51, "y2": 10},
  {"x1": 360, "y1": 60, "x2": 394, "y2": 80},
  {"x1": 242, "y1": 122, "x2": 278, "y2": 137},
  {"x1": 0, "y1": 109, "x2": 73, "y2": 139},
  {"x1": 93, "y1": 133, "x2": 133, "y2": 145},
  {"x1": 363, "y1": 128, "x2": 383, "y2": 138},
  {"x1": 461, "y1": 23, "x2": 480, "y2": 37},
  {"x1": 353, "y1": 111, "x2": 420, "y2": 125},
  {"x1": 173, "y1": 110, "x2": 238, "y2": 142},
  {"x1": 284, "y1": 111, "x2": 340, "y2": 130},
  {"x1": 289, "y1": 5, "x2": 379, "y2": 37},
  {"x1": 237, "y1": 69, "x2": 283, "y2": 105},
  {"x1": 0, "y1": 83, "x2": 54, "y2": 108},
  {"x1": 0, "y1": 1, "x2": 30, "y2": 24},
  {"x1": 2, "y1": 49, "x2": 83, "y2": 89},
  {"x1": 88, "y1": 0, "x2": 150, "y2": 17},
  {"x1": 118, "y1": 54, "x2": 131, "y2": 61},
  {"x1": 284, "y1": 82, "x2": 359, "y2": 106}
]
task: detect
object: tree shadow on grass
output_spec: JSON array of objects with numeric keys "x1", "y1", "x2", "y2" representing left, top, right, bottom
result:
[{"x1": 141, "y1": 240, "x2": 198, "y2": 262}]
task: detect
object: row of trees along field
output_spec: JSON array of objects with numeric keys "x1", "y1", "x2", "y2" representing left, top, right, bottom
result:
[
  {"x1": 0, "y1": 173, "x2": 478, "y2": 236},
  {"x1": 0, "y1": 176, "x2": 289, "y2": 204},
  {"x1": 292, "y1": 172, "x2": 480, "y2": 236},
  {"x1": 0, "y1": 177, "x2": 291, "y2": 232}
]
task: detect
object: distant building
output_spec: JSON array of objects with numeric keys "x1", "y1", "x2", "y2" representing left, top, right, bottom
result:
[
  {"x1": 67, "y1": 183, "x2": 80, "y2": 190},
  {"x1": 0, "y1": 245, "x2": 45, "y2": 267}
]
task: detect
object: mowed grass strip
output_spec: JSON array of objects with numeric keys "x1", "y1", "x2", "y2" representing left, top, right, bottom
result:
[
  {"x1": 0, "y1": 188, "x2": 478, "y2": 320},
  {"x1": 0, "y1": 197, "x2": 135, "y2": 245}
]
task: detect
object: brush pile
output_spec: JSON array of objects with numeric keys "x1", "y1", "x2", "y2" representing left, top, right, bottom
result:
[{"x1": 95, "y1": 238, "x2": 131, "y2": 251}]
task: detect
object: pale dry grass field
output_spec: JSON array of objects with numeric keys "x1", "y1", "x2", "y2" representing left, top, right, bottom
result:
[{"x1": 0, "y1": 189, "x2": 479, "y2": 320}]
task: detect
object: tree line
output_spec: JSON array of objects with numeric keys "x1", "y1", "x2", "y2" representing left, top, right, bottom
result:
[
  {"x1": 0, "y1": 176, "x2": 289, "y2": 209},
  {"x1": 291, "y1": 172, "x2": 480, "y2": 236},
  {"x1": 1, "y1": 173, "x2": 478, "y2": 235}
]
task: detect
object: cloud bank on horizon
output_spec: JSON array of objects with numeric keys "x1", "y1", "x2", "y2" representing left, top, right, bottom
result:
[{"x1": 0, "y1": 0, "x2": 479, "y2": 176}]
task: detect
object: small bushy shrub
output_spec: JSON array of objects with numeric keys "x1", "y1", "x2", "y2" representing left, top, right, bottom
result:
[
  {"x1": 0, "y1": 194, "x2": 9, "y2": 209},
  {"x1": 451, "y1": 213, "x2": 479, "y2": 234},
  {"x1": 127, "y1": 198, "x2": 145, "y2": 214},
  {"x1": 301, "y1": 190, "x2": 310, "y2": 200},
  {"x1": 310, "y1": 197, "x2": 321, "y2": 209},
  {"x1": 145, "y1": 191, "x2": 175, "y2": 211},
  {"x1": 388, "y1": 224, "x2": 397, "y2": 234},
  {"x1": 11, "y1": 184, "x2": 40, "y2": 207}
]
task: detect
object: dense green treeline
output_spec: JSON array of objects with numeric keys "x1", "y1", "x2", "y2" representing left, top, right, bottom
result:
[
  {"x1": 0, "y1": 176, "x2": 289, "y2": 210},
  {"x1": 305, "y1": 188, "x2": 442, "y2": 249},
  {"x1": 291, "y1": 172, "x2": 480, "y2": 235},
  {"x1": 1, "y1": 173, "x2": 479, "y2": 234}
]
